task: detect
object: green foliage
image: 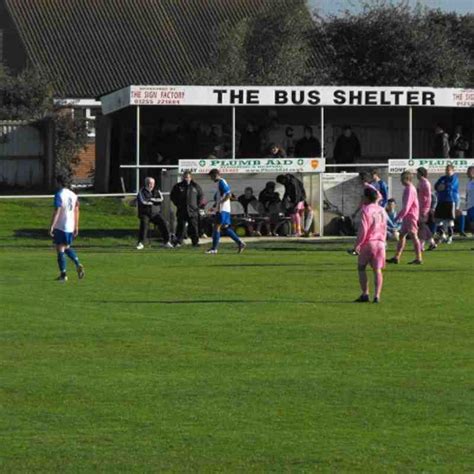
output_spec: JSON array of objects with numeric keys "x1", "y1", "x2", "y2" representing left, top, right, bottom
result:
[
  {"x1": 193, "y1": 0, "x2": 325, "y2": 85},
  {"x1": 313, "y1": 2, "x2": 473, "y2": 87},
  {"x1": 53, "y1": 113, "x2": 88, "y2": 181},
  {"x1": 0, "y1": 66, "x2": 53, "y2": 120}
]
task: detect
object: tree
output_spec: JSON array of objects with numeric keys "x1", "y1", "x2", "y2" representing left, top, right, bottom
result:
[
  {"x1": 312, "y1": 2, "x2": 473, "y2": 87},
  {"x1": 192, "y1": 0, "x2": 327, "y2": 85},
  {"x1": 0, "y1": 66, "x2": 53, "y2": 120}
]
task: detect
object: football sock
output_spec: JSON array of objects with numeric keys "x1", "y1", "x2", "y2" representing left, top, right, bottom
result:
[
  {"x1": 223, "y1": 227, "x2": 242, "y2": 245},
  {"x1": 374, "y1": 271, "x2": 383, "y2": 299},
  {"x1": 448, "y1": 226, "x2": 454, "y2": 237},
  {"x1": 413, "y1": 237, "x2": 422, "y2": 260},
  {"x1": 395, "y1": 236, "x2": 406, "y2": 259},
  {"x1": 358, "y1": 269, "x2": 368, "y2": 295},
  {"x1": 57, "y1": 252, "x2": 66, "y2": 273},
  {"x1": 212, "y1": 229, "x2": 221, "y2": 250},
  {"x1": 65, "y1": 248, "x2": 80, "y2": 267}
]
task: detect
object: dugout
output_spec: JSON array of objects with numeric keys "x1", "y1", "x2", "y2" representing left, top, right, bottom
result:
[{"x1": 96, "y1": 85, "x2": 473, "y2": 234}]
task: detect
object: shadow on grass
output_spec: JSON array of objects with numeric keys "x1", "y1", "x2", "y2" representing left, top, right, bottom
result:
[
  {"x1": 256, "y1": 246, "x2": 346, "y2": 252},
  {"x1": 14, "y1": 228, "x2": 138, "y2": 239},
  {"x1": 208, "y1": 263, "x2": 315, "y2": 268},
  {"x1": 95, "y1": 299, "x2": 320, "y2": 305}
]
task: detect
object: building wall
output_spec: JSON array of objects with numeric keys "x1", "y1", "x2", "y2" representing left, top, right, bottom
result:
[
  {"x1": 0, "y1": 121, "x2": 44, "y2": 188},
  {"x1": 73, "y1": 140, "x2": 95, "y2": 184}
]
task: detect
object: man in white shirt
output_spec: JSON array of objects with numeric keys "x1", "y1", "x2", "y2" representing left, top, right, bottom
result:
[{"x1": 49, "y1": 174, "x2": 85, "y2": 282}]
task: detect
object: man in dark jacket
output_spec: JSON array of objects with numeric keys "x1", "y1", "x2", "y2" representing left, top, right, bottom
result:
[
  {"x1": 276, "y1": 173, "x2": 307, "y2": 236},
  {"x1": 276, "y1": 174, "x2": 306, "y2": 212},
  {"x1": 433, "y1": 124, "x2": 450, "y2": 158},
  {"x1": 238, "y1": 187, "x2": 258, "y2": 214},
  {"x1": 170, "y1": 171, "x2": 204, "y2": 247},
  {"x1": 137, "y1": 177, "x2": 172, "y2": 249},
  {"x1": 333, "y1": 125, "x2": 361, "y2": 164},
  {"x1": 294, "y1": 126, "x2": 321, "y2": 157}
]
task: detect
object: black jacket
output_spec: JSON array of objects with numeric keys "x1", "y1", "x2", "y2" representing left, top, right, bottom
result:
[
  {"x1": 282, "y1": 174, "x2": 306, "y2": 206},
  {"x1": 258, "y1": 189, "x2": 281, "y2": 211},
  {"x1": 238, "y1": 195, "x2": 258, "y2": 214},
  {"x1": 294, "y1": 137, "x2": 321, "y2": 157},
  {"x1": 137, "y1": 187, "x2": 163, "y2": 217},
  {"x1": 333, "y1": 134, "x2": 361, "y2": 163},
  {"x1": 170, "y1": 180, "x2": 204, "y2": 216}
]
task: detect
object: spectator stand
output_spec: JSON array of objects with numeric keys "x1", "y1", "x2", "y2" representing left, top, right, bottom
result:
[{"x1": 96, "y1": 85, "x2": 473, "y2": 235}]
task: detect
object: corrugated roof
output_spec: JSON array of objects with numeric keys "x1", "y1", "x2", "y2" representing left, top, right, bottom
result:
[{"x1": 5, "y1": 0, "x2": 318, "y2": 98}]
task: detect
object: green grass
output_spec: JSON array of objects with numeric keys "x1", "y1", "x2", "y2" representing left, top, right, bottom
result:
[{"x1": 1, "y1": 199, "x2": 473, "y2": 472}]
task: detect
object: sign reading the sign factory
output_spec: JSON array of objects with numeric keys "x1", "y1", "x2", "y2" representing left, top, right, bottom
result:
[{"x1": 178, "y1": 158, "x2": 326, "y2": 174}]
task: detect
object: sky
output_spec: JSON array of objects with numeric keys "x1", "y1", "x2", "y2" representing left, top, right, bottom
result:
[{"x1": 309, "y1": 0, "x2": 474, "y2": 16}]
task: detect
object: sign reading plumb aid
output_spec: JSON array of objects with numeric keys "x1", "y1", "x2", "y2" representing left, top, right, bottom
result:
[
  {"x1": 389, "y1": 158, "x2": 474, "y2": 174},
  {"x1": 179, "y1": 158, "x2": 326, "y2": 174}
]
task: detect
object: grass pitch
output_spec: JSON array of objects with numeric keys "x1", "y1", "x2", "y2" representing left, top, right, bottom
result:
[{"x1": 1, "y1": 199, "x2": 473, "y2": 472}]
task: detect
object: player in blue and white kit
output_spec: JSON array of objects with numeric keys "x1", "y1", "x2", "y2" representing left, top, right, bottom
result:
[
  {"x1": 49, "y1": 174, "x2": 85, "y2": 281},
  {"x1": 206, "y1": 169, "x2": 246, "y2": 254},
  {"x1": 434, "y1": 164, "x2": 459, "y2": 244}
]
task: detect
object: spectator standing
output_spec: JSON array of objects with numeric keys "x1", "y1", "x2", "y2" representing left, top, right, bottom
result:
[
  {"x1": 433, "y1": 124, "x2": 450, "y2": 158},
  {"x1": 450, "y1": 125, "x2": 470, "y2": 158},
  {"x1": 136, "y1": 177, "x2": 173, "y2": 249},
  {"x1": 240, "y1": 122, "x2": 261, "y2": 158},
  {"x1": 264, "y1": 118, "x2": 283, "y2": 149},
  {"x1": 294, "y1": 126, "x2": 321, "y2": 157},
  {"x1": 333, "y1": 125, "x2": 361, "y2": 165},
  {"x1": 284, "y1": 127, "x2": 296, "y2": 157},
  {"x1": 370, "y1": 169, "x2": 388, "y2": 207},
  {"x1": 276, "y1": 174, "x2": 306, "y2": 236},
  {"x1": 170, "y1": 171, "x2": 204, "y2": 247}
]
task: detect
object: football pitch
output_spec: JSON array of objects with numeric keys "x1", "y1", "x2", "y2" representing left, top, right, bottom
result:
[{"x1": 1, "y1": 199, "x2": 473, "y2": 472}]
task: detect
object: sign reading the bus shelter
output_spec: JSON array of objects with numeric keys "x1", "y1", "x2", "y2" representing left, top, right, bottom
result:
[
  {"x1": 179, "y1": 158, "x2": 326, "y2": 174},
  {"x1": 101, "y1": 85, "x2": 474, "y2": 114},
  {"x1": 389, "y1": 158, "x2": 474, "y2": 174}
]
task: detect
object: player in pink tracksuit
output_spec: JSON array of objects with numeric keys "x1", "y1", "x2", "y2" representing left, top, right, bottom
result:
[
  {"x1": 351, "y1": 187, "x2": 387, "y2": 303},
  {"x1": 387, "y1": 171, "x2": 423, "y2": 265},
  {"x1": 416, "y1": 167, "x2": 433, "y2": 250}
]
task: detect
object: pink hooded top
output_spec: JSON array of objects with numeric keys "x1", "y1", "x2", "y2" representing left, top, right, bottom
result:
[
  {"x1": 355, "y1": 203, "x2": 387, "y2": 252},
  {"x1": 417, "y1": 177, "x2": 432, "y2": 217},
  {"x1": 397, "y1": 182, "x2": 419, "y2": 221}
]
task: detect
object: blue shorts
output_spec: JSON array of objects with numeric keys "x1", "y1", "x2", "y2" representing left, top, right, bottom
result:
[
  {"x1": 53, "y1": 229, "x2": 74, "y2": 246},
  {"x1": 216, "y1": 211, "x2": 231, "y2": 226},
  {"x1": 468, "y1": 207, "x2": 474, "y2": 222}
]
